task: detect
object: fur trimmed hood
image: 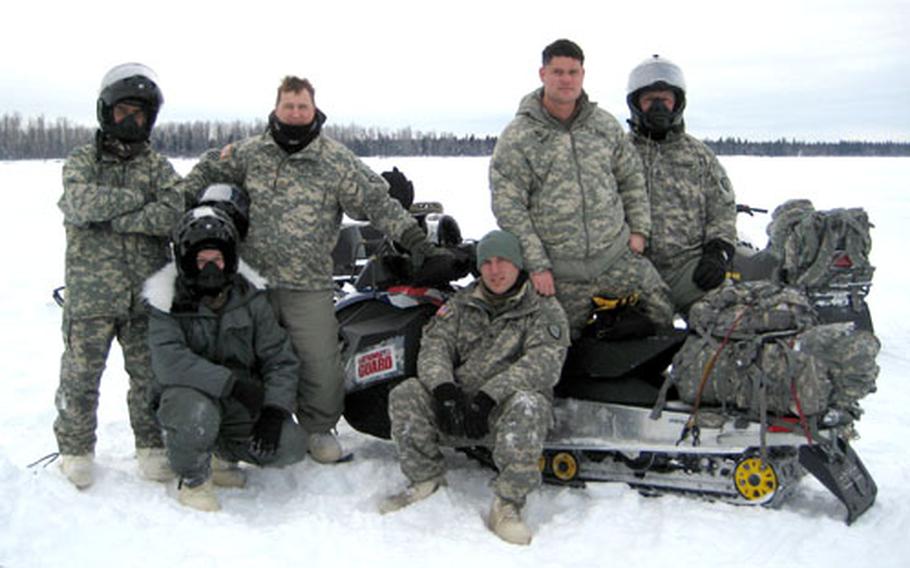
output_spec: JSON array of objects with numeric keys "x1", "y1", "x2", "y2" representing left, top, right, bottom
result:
[{"x1": 142, "y1": 259, "x2": 268, "y2": 313}]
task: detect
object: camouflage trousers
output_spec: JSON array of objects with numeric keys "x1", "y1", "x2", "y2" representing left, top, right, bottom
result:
[
  {"x1": 388, "y1": 378, "x2": 551, "y2": 506},
  {"x1": 157, "y1": 386, "x2": 308, "y2": 482},
  {"x1": 556, "y1": 249, "x2": 674, "y2": 339},
  {"x1": 656, "y1": 255, "x2": 713, "y2": 316},
  {"x1": 54, "y1": 316, "x2": 163, "y2": 455},
  {"x1": 268, "y1": 288, "x2": 344, "y2": 434}
]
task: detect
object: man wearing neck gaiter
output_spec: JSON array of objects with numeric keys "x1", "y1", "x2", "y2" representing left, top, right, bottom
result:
[
  {"x1": 381, "y1": 230, "x2": 570, "y2": 546},
  {"x1": 180, "y1": 76, "x2": 437, "y2": 463}
]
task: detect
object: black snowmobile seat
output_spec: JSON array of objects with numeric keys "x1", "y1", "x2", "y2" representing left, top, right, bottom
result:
[{"x1": 556, "y1": 330, "x2": 688, "y2": 406}]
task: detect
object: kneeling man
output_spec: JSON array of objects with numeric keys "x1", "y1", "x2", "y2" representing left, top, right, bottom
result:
[{"x1": 144, "y1": 206, "x2": 307, "y2": 511}]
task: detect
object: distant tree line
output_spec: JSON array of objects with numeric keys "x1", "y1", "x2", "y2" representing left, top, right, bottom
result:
[
  {"x1": 1, "y1": 113, "x2": 907, "y2": 159},
  {"x1": 703, "y1": 137, "x2": 910, "y2": 157}
]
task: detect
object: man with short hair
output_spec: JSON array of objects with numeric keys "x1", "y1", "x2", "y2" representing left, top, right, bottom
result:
[
  {"x1": 54, "y1": 62, "x2": 183, "y2": 489},
  {"x1": 625, "y1": 55, "x2": 737, "y2": 313},
  {"x1": 180, "y1": 76, "x2": 438, "y2": 463},
  {"x1": 490, "y1": 39, "x2": 674, "y2": 338},
  {"x1": 380, "y1": 230, "x2": 570, "y2": 546}
]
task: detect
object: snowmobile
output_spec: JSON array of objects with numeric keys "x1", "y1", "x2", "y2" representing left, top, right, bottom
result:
[{"x1": 333, "y1": 202, "x2": 878, "y2": 526}]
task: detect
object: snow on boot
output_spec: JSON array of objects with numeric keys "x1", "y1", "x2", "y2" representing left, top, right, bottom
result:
[
  {"x1": 211, "y1": 455, "x2": 246, "y2": 488},
  {"x1": 488, "y1": 497, "x2": 532, "y2": 545},
  {"x1": 308, "y1": 432, "x2": 344, "y2": 464},
  {"x1": 136, "y1": 447, "x2": 176, "y2": 482},
  {"x1": 60, "y1": 454, "x2": 94, "y2": 489},
  {"x1": 378, "y1": 476, "x2": 446, "y2": 515},
  {"x1": 177, "y1": 478, "x2": 221, "y2": 512}
]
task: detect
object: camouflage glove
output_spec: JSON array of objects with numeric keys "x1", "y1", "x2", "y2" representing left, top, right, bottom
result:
[
  {"x1": 230, "y1": 378, "x2": 265, "y2": 417},
  {"x1": 463, "y1": 392, "x2": 496, "y2": 439},
  {"x1": 398, "y1": 224, "x2": 434, "y2": 271},
  {"x1": 251, "y1": 406, "x2": 287, "y2": 457},
  {"x1": 693, "y1": 239, "x2": 734, "y2": 291},
  {"x1": 432, "y1": 383, "x2": 466, "y2": 437}
]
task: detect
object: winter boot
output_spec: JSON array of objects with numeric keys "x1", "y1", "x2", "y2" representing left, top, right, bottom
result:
[
  {"x1": 378, "y1": 476, "x2": 446, "y2": 515},
  {"x1": 177, "y1": 478, "x2": 221, "y2": 512},
  {"x1": 308, "y1": 432, "x2": 344, "y2": 464},
  {"x1": 488, "y1": 497, "x2": 532, "y2": 545},
  {"x1": 211, "y1": 455, "x2": 246, "y2": 488},
  {"x1": 137, "y1": 448, "x2": 176, "y2": 482},
  {"x1": 60, "y1": 454, "x2": 94, "y2": 489}
]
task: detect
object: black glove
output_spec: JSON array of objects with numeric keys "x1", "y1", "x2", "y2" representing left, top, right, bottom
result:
[
  {"x1": 692, "y1": 239, "x2": 734, "y2": 291},
  {"x1": 432, "y1": 383, "x2": 466, "y2": 437},
  {"x1": 381, "y1": 167, "x2": 415, "y2": 210},
  {"x1": 231, "y1": 378, "x2": 265, "y2": 417},
  {"x1": 463, "y1": 392, "x2": 496, "y2": 439},
  {"x1": 251, "y1": 406, "x2": 288, "y2": 457}
]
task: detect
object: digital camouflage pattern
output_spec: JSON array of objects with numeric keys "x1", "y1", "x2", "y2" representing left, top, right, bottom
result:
[
  {"x1": 796, "y1": 322, "x2": 880, "y2": 416},
  {"x1": 490, "y1": 89, "x2": 650, "y2": 273},
  {"x1": 55, "y1": 141, "x2": 182, "y2": 454},
  {"x1": 59, "y1": 143, "x2": 182, "y2": 319},
  {"x1": 629, "y1": 130, "x2": 736, "y2": 310},
  {"x1": 629, "y1": 130, "x2": 736, "y2": 276},
  {"x1": 55, "y1": 317, "x2": 163, "y2": 454},
  {"x1": 670, "y1": 281, "x2": 878, "y2": 417},
  {"x1": 180, "y1": 132, "x2": 420, "y2": 291},
  {"x1": 490, "y1": 89, "x2": 672, "y2": 331},
  {"x1": 766, "y1": 200, "x2": 875, "y2": 290},
  {"x1": 388, "y1": 280, "x2": 570, "y2": 504},
  {"x1": 670, "y1": 331, "x2": 832, "y2": 417},
  {"x1": 556, "y1": 248, "x2": 673, "y2": 336},
  {"x1": 687, "y1": 281, "x2": 818, "y2": 340}
]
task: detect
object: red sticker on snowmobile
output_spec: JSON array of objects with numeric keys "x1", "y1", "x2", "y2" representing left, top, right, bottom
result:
[{"x1": 356, "y1": 345, "x2": 398, "y2": 383}]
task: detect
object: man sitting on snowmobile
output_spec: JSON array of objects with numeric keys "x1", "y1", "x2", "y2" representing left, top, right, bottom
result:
[
  {"x1": 379, "y1": 230, "x2": 570, "y2": 545},
  {"x1": 143, "y1": 206, "x2": 308, "y2": 512},
  {"x1": 625, "y1": 54, "x2": 737, "y2": 315}
]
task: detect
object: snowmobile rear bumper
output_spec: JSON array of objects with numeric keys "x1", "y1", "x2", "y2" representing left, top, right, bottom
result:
[{"x1": 798, "y1": 436, "x2": 877, "y2": 525}]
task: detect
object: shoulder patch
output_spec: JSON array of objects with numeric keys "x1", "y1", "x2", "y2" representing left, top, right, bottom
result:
[
  {"x1": 547, "y1": 324, "x2": 562, "y2": 340},
  {"x1": 436, "y1": 304, "x2": 452, "y2": 318}
]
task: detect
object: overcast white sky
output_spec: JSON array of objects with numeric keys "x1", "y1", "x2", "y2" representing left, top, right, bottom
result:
[{"x1": 2, "y1": 0, "x2": 907, "y2": 141}]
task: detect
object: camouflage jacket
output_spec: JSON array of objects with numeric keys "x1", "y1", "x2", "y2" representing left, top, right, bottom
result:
[
  {"x1": 629, "y1": 130, "x2": 736, "y2": 273},
  {"x1": 180, "y1": 132, "x2": 419, "y2": 291},
  {"x1": 490, "y1": 89, "x2": 648, "y2": 274},
  {"x1": 417, "y1": 279, "x2": 570, "y2": 404},
  {"x1": 143, "y1": 261, "x2": 299, "y2": 413},
  {"x1": 58, "y1": 141, "x2": 182, "y2": 320}
]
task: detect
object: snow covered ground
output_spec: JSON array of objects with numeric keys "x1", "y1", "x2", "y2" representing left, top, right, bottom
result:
[{"x1": 1, "y1": 155, "x2": 908, "y2": 566}]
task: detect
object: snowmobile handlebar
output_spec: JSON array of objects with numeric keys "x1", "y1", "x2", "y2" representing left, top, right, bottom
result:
[{"x1": 736, "y1": 204, "x2": 768, "y2": 216}]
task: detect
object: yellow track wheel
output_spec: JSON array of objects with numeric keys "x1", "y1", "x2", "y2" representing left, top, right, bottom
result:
[
  {"x1": 550, "y1": 452, "x2": 579, "y2": 482},
  {"x1": 734, "y1": 456, "x2": 779, "y2": 503}
]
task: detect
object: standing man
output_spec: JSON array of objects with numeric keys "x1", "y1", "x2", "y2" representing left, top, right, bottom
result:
[
  {"x1": 380, "y1": 230, "x2": 570, "y2": 546},
  {"x1": 54, "y1": 63, "x2": 183, "y2": 488},
  {"x1": 144, "y1": 207, "x2": 308, "y2": 511},
  {"x1": 490, "y1": 39, "x2": 673, "y2": 339},
  {"x1": 180, "y1": 76, "x2": 438, "y2": 463},
  {"x1": 626, "y1": 55, "x2": 737, "y2": 313}
]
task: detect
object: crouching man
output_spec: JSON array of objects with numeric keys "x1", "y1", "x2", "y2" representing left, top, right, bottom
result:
[
  {"x1": 143, "y1": 206, "x2": 307, "y2": 511},
  {"x1": 380, "y1": 230, "x2": 570, "y2": 545}
]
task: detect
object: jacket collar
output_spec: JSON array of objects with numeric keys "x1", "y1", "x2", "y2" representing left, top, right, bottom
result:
[{"x1": 142, "y1": 258, "x2": 267, "y2": 313}]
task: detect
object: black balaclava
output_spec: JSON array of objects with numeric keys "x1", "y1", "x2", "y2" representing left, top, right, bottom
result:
[{"x1": 268, "y1": 108, "x2": 326, "y2": 154}]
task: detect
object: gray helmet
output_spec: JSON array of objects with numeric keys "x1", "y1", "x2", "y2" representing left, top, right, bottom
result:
[
  {"x1": 626, "y1": 55, "x2": 686, "y2": 138},
  {"x1": 96, "y1": 62, "x2": 163, "y2": 142}
]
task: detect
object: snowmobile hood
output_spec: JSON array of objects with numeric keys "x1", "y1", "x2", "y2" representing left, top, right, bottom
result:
[{"x1": 142, "y1": 258, "x2": 268, "y2": 313}]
